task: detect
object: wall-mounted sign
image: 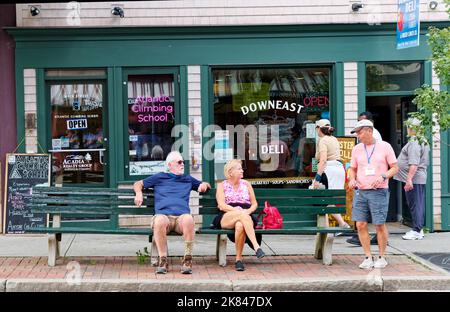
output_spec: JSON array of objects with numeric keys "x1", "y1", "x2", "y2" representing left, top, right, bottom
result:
[{"x1": 397, "y1": 0, "x2": 420, "y2": 49}]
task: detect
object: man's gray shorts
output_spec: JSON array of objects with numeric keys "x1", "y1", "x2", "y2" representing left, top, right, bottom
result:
[{"x1": 351, "y1": 189, "x2": 390, "y2": 225}]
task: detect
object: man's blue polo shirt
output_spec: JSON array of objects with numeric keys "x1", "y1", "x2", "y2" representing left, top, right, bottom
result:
[{"x1": 142, "y1": 172, "x2": 201, "y2": 216}]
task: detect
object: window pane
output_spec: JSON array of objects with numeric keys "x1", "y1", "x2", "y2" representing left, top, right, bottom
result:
[
  {"x1": 127, "y1": 74, "x2": 175, "y2": 176},
  {"x1": 50, "y1": 83, "x2": 105, "y2": 185},
  {"x1": 213, "y1": 67, "x2": 331, "y2": 188},
  {"x1": 366, "y1": 63, "x2": 422, "y2": 92}
]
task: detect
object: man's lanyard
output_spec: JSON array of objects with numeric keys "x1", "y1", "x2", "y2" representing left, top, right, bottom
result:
[{"x1": 364, "y1": 143, "x2": 376, "y2": 164}]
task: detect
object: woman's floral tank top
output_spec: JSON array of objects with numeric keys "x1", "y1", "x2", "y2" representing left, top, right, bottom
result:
[{"x1": 222, "y1": 180, "x2": 251, "y2": 205}]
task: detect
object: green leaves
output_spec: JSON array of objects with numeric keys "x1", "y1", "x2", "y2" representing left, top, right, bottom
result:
[
  {"x1": 136, "y1": 247, "x2": 150, "y2": 264},
  {"x1": 410, "y1": 8, "x2": 450, "y2": 144}
]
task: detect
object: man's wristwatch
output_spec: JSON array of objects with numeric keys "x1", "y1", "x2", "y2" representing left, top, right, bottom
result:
[{"x1": 381, "y1": 173, "x2": 387, "y2": 181}]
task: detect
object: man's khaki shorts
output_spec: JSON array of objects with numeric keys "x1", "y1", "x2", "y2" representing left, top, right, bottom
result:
[{"x1": 151, "y1": 214, "x2": 191, "y2": 234}]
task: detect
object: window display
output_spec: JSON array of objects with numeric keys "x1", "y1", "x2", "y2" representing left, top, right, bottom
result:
[
  {"x1": 127, "y1": 74, "x2": 175, "y2": 176},
  {"x1": 213, "y1": 67, "x2": 331, "y2": 188},
  {"x1": 49, "y1": 82, "x2": 105, "y2": 185}
]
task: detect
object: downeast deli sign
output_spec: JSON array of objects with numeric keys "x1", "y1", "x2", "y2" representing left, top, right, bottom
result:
[{"x1": 240, "y1": 100, "x2": 304, "y2": 115}]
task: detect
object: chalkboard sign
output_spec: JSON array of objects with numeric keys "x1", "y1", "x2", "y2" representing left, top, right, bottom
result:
[{"x1": 3, "y1": 153, "x2": 50, "y2": 234}]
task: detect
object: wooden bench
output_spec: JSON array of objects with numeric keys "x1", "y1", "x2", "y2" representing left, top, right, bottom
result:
[
  {"x1": 27, "y1": 186, "x2": 156, "y2": 266},
  {"x1": 197, "y1": 188, "x2": 353, "y2": 266}
]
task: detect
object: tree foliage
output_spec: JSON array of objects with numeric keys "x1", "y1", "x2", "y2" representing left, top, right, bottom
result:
[{"x1": 409, "y1": 0, "x2": 450, "y2": 144}]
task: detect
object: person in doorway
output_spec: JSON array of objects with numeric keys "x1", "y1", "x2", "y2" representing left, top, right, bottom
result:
[
  {"x1": 346, "y1": 111, "x2": 383, "y2": 246},
  {"x1": 133, "y1": 151, "x2": 211, "y2": 274},
  {"x1": 358, "y1": 111, "x2": 382, "y2": 141},
  {"x1": 213, "y1": 159, "x2": 265, "y2": 271},
  {"x1": 312, "y1": 119, "x2": 351, "y2": 230},
  {"x1": 394, "y1": 117, "x2": 430, "y2": 240},
  {"x1": 348, "y1": 119, "x2": 398, "y2": 269}
]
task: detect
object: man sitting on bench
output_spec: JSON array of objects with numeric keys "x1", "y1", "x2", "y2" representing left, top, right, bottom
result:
[{"x1": 133, "y1": 151, "x2": 211, "y2": 274}]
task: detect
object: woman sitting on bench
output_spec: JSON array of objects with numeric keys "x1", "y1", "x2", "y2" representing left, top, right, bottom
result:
[{"x1": 213, "y1": 159, "x2": 265, "y2": 271}]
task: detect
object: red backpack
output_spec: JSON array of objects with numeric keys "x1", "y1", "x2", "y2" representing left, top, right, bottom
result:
[{"x1": 257, "y1": 201, "x2": 283, "y2": 229}]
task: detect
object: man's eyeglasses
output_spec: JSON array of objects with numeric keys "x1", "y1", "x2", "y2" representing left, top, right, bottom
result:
[{"x1": 174, "y1": 160, "x2": 184, "y2": 165}]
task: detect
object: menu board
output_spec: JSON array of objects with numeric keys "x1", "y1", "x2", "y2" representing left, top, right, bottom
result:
[
  {"x1": 3, "y1": 154, "x2": 50, "y2": 234},
  {"x1": 336, "y1": 136, "x2": 357, "y2": 227}
]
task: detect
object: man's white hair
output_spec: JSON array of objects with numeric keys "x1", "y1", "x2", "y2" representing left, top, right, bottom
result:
[{"x1": 165, "y1": 151, "x2": 183, "y2": 169}]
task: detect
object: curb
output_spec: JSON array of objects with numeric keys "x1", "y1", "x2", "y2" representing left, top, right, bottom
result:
[
  {"x1": 5, "y1": 279, "x2": 233, "y2": 292},
  {"x1": 233, "y1": 276, "x2": 382, "y2": 292},
  {"x1": 382, "y1": 276, "x2": 450, "y2": 291}
]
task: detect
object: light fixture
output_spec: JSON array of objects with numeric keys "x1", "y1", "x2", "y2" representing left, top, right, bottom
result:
[
  {"x1": 351, "y1": 3, "x2": 364, "y2": 12},
  {"x1": 111, "y1": 6, "x2": 124, "y2": 18},
  {"x1": 429, "y1": 1, "x2": 438, "y2": 10},
  {"x1": 30, "y1": 6, "x2": 40, "y2": 16}
]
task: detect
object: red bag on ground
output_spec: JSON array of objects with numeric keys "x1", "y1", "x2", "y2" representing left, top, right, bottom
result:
[{"x1": 257, "y1": 201, "x2": 283, "y2": 229}]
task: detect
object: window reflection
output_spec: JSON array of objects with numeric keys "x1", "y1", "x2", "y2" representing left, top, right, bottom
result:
[
  {"x1": 366, "y1": 62, "x2": 422, "y2": 92},
  {"x1": 49, "y1": 83, "x2": 105, "y2": 185},
  {"x1": 127, "y1": 74, "x2": 175, "y2": 176},
  {"x1": 213, "y1": 67, "x2": 331, "y2": 188}
]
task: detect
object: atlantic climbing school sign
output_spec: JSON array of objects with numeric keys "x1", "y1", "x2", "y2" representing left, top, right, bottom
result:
[{"x1": 128, "y1": 96, "x2": 174, "y2": 123}]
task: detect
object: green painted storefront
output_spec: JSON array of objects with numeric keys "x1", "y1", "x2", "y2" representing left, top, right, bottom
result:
[{"x1": 7, "y1": 23, "x2": 450, "y2": 231}]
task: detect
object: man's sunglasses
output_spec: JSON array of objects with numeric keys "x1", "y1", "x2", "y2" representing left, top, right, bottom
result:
[{"x1": 174, "y1": 160, "x2": 184, "y2": 165}]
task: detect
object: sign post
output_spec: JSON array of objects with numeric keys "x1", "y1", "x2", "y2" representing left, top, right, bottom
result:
[{"x1": 3, "y1": 153, "x2": 51, "y2": 234}]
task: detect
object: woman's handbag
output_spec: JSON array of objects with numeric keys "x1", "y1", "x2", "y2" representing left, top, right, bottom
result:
[{"x1": 257, "y1": 201, "x2": 283, "y2": 229}]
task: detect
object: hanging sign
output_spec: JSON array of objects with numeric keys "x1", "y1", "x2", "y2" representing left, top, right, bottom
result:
[{"x1": 397, "y1": 0, "x2": 420, "y2": 49}]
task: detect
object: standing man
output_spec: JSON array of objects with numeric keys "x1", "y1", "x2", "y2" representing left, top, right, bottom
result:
[
  {"x1": 134, "y1": 151, "x2": 211, "y2": 274},
  {"x1": 394, "y1": 118, "x2": 430, "y2": 240},
  {"x1": 348, "y1": 119, "x2": 398, "y2": 269},
  {"x1": 346, "y1": 111, "x2": 382, "y2": 246}
]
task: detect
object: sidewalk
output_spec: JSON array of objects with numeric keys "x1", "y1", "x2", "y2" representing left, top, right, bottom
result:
[{"x1": 0, "y1": 222, "x2": 449, "y2": 292}]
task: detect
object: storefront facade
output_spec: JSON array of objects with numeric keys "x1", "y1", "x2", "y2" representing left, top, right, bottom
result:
[{"x1": 6, "y1": 1, "x2": 450, "y2": 231}]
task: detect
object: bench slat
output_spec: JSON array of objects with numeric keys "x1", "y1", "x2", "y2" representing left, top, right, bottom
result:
[
  {"x1": 26, "y1": 227, "x2": 151, "y2": 235},
  {"x1": 198, "y1": 227, "x2": 354, "y2": 234}
]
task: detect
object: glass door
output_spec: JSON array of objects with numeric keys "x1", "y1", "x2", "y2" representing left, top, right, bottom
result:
[
  {"x1": 123, "y1": 69, "x2": 179, "y2": 179},
  {"x1": 48, "y1": 81, "x2": 107, "y2": 186}
]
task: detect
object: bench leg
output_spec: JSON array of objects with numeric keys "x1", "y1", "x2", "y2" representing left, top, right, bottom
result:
[
  {"x1": 314, "y1": 233, "x2": 334, "y2": 265},
  {"x1": 48, "y1": 215, "x2": 61, "y2": 267},
  {"x1": 216, "y1": 234, "x2": 227, "y2": 267},
  {"x1": 314, "y1": 213, "x2": 334, "y2": 265}
]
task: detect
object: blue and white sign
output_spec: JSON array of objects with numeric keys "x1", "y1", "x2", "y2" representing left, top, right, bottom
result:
[
  {"x1": 67, "y1": 118, "x2": 88, "y2": 130},
  {"x1": 397, "y1": 0, "x2": 420, "y2": 49}
]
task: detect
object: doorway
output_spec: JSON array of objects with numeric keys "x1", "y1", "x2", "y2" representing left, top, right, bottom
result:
[{"x1": 366, "y1": 95, "x2": 416, "y2": 223}]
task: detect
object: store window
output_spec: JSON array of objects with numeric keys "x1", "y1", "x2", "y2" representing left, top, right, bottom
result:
[
  {"x1": 366, "y1": 62, "x2": 422, "y2": 92},
  {"x1": 49, "y1": 81, "x2": 106, "y2": 185},
  {"x1": 126, "y1": 74, "x2": 176, "y2": 176},
  {"x1": 213, "y1": 66, "x2": 331, "y2": 188}
]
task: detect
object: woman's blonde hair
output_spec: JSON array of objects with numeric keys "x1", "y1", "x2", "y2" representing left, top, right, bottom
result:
[{"x1": 224, "y1": 159, "x2": 242, "y2": 179}]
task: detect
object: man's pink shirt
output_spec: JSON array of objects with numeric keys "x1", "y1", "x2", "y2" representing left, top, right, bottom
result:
[{"x1": 350, "y1": 140, "x2": 397, "y2": 189}]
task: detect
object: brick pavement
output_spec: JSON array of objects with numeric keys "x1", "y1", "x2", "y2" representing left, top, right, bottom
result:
[{"x1": 0, "y1": 254, "x2": 441, "y2": 281}]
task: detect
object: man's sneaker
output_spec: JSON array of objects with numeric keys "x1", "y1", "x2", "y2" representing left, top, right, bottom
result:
[
  {"x1": 180, "y1": 255, "x2": 193, "y2": 274},
  {"x1": 346, "y1": 235, "x2": 361, "y2": 246},
  {"x1": 358, "y1": 257, "x2": 374, "y2": 269},
  {"x1": 402, "y1": 230, "x2": 424, "y2": 240},
  {"x1": 336, "y1": 223, "x2": 352, "y2": 236},
  {"x1": 373, "y1": 256, "x2": 388, "y2": 268},
  {"x1": 255, "y1": 248, "x2": 265, "y2": 259},
  {"x1": 156, "y1": 256, "x2": 169, "y2": 274},
  {"x1": 235, "y1": 260, "x2": 245, "y2": 271}
]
